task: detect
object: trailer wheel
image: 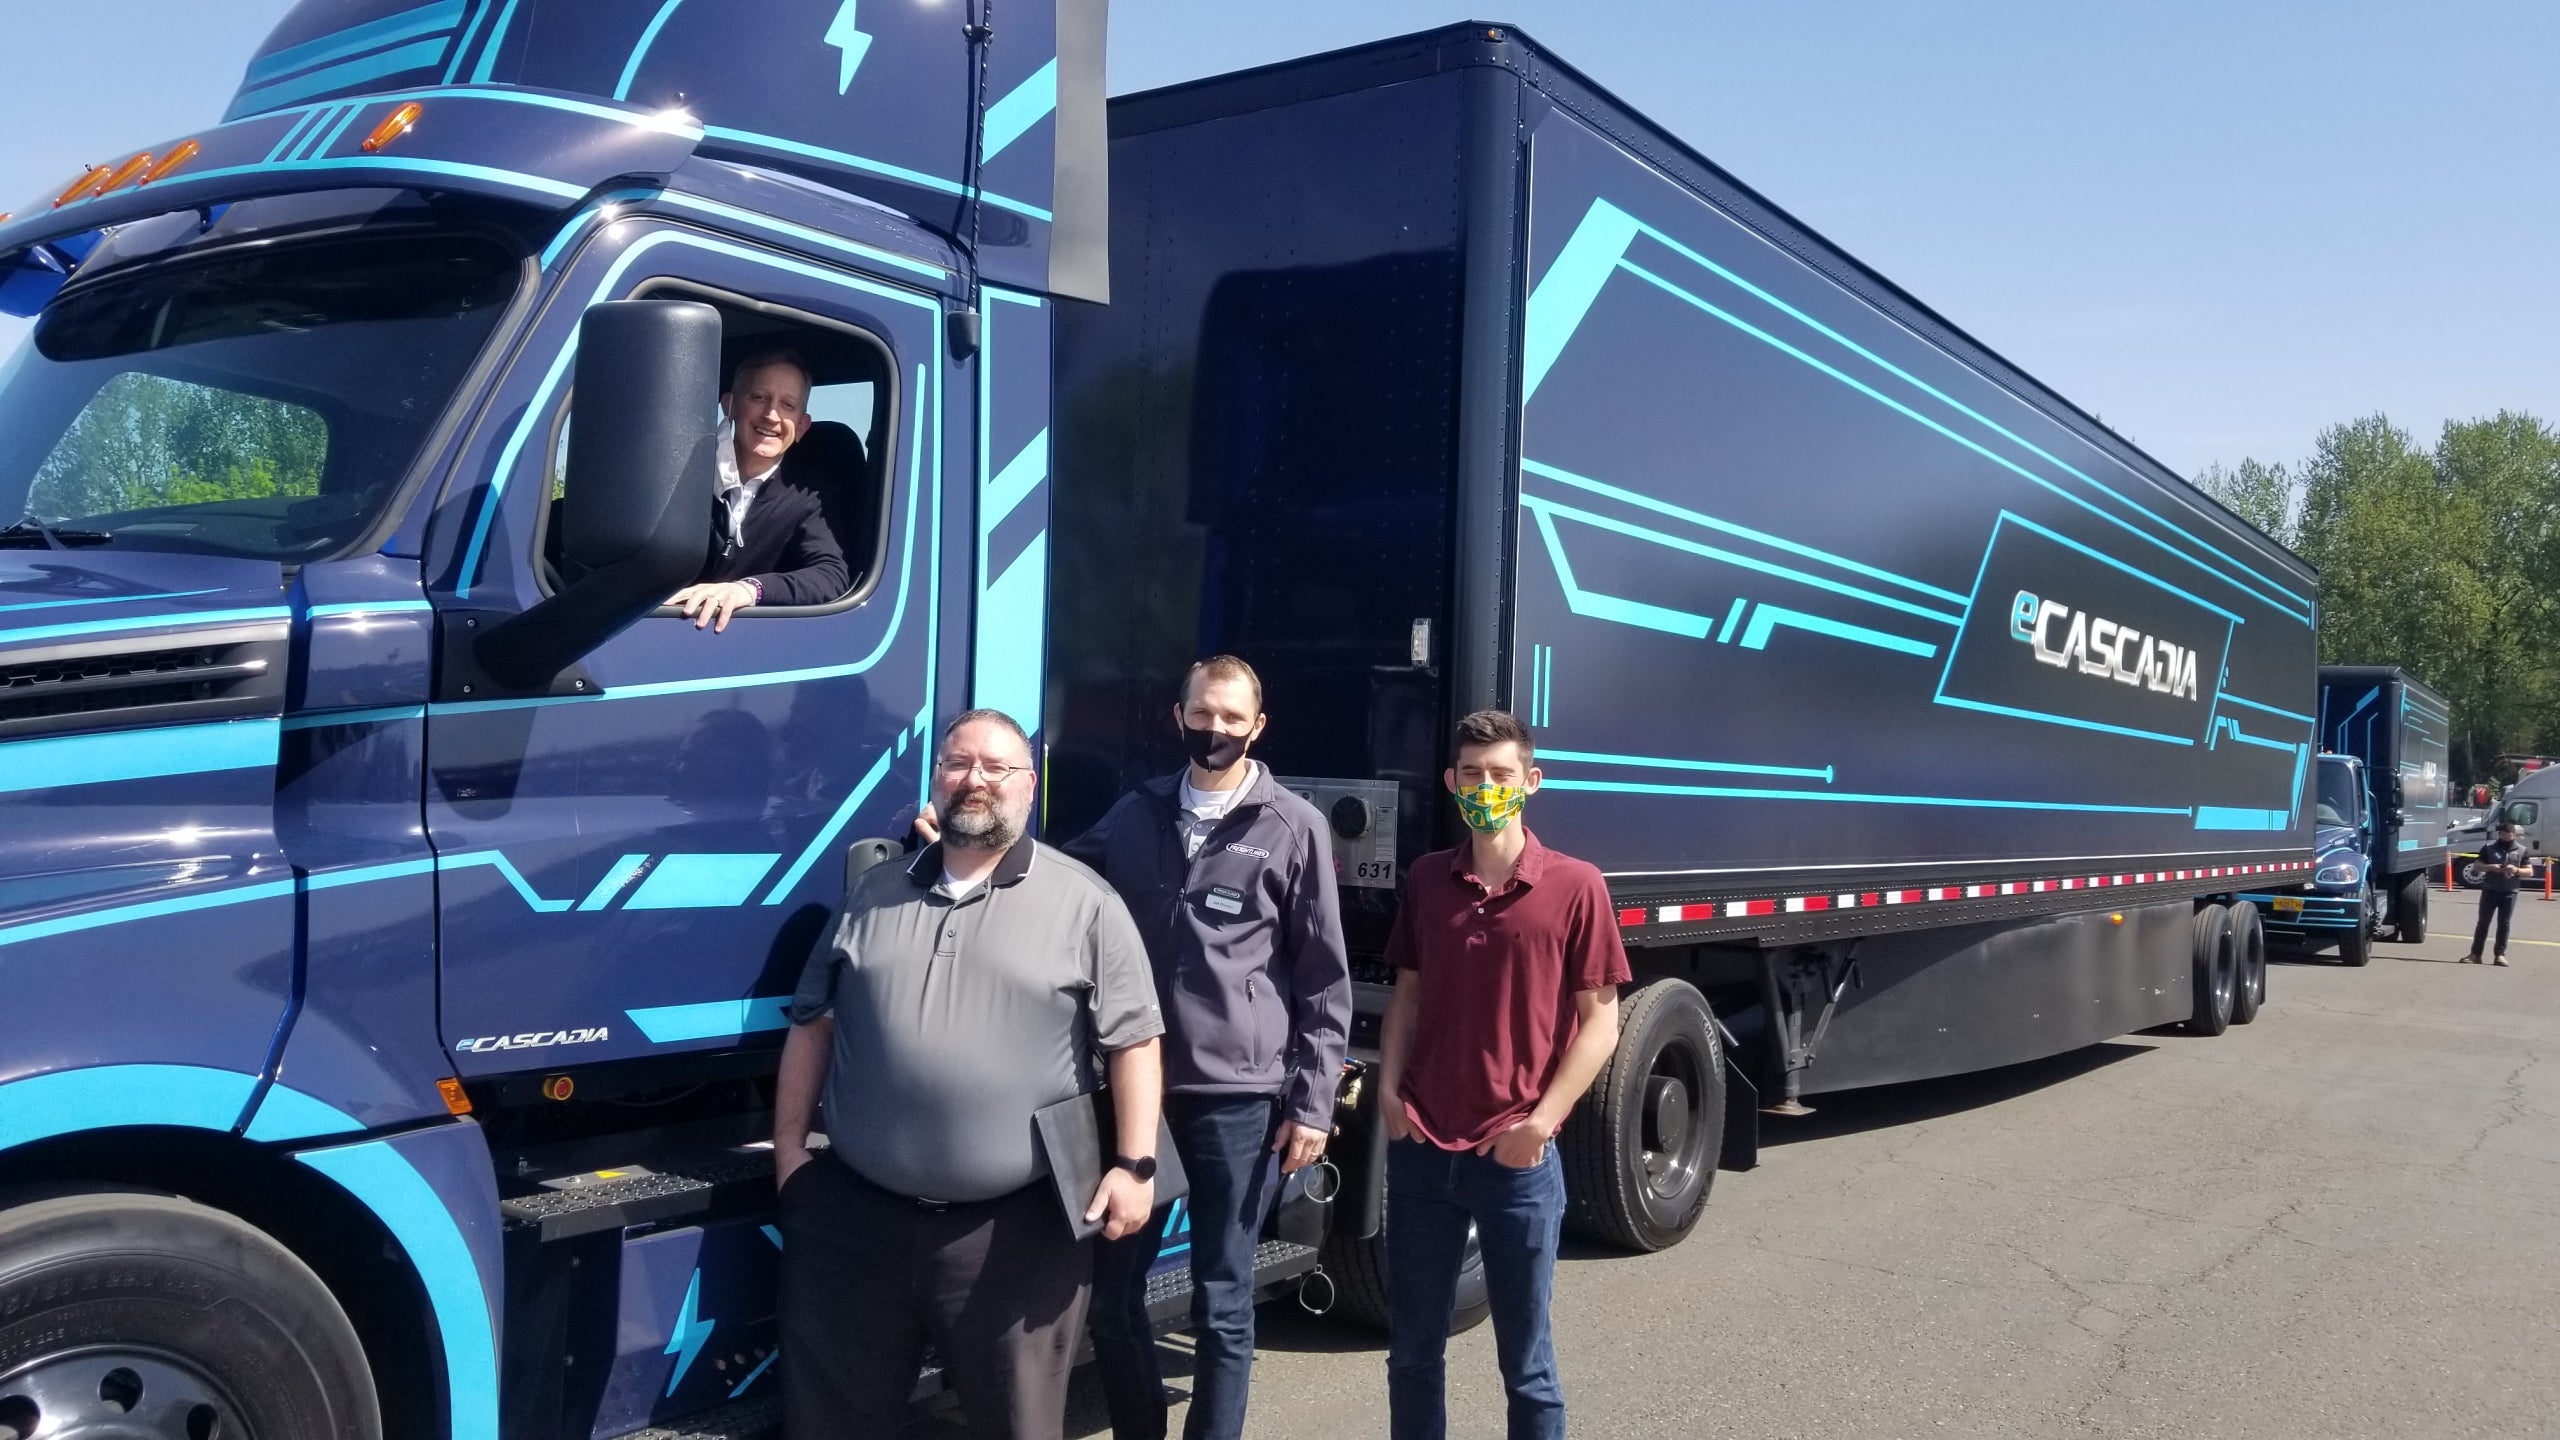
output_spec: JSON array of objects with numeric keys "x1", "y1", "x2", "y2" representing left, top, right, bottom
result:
[
  {"x1": 2393, "y1": 871, "x2": 2429, "y2": 943},
  {"x1": 0, "y1": 1191, "x2": 380, "y2": 1440},
  {"x1": 1317, "y1": 1189, "x2": 1490, "y2": 1335},
  {"x1": 2229, "y1": 902, "x2": 2266, "y2": 1025},
  {"x1": 1561, "y1": 977, "x2": 1721, "y2": 1252},
  {"x1": 2187, "y1": 904, "x2": 2237, "y2": 1035}
]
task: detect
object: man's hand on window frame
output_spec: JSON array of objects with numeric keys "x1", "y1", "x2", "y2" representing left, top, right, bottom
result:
[{"x1": 670, "y1": 579, "x2": 760, "y2": 632}]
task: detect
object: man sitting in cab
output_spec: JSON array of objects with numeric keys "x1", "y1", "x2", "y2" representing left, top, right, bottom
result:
[{"x1": 667, "y1": 348, "x2": 849, "y2": 631}]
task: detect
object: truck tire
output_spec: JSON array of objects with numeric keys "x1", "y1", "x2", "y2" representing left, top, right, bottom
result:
[
  {"x1": 2229, "y1": 901, "x2": 2266, "y2": 1025},
  {"x1": 2338, "y1": 899, "x2": 2375, "y2": 968},
  {"x1": 2186, "y1": 904, "x2": 2236, "y2": 1035},
  {"x1": 1317, "y1": 1188, "x2": 1490, "y2": 1336},
  {"x1": 0, "y1": 1192, "x2": 381, "y2": 1440},
  {"x1": 2393, "y1": 871, "x2": 2429, "y2": 943},
  {"x1": 1561, "y1": 977, "x2": 1721, "y2": 1252}
]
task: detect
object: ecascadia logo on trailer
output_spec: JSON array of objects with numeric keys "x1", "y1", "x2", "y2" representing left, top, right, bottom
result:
[
  {"x1": 1936, "y1": 513, "x2": 2241, "y2": 748},
  {"x1": 455, "y1": 1027, "x2": 610, "y2": 1054},
  {"x1": 2009, "y1": 591, "x2": 2202, "y2": 700}
]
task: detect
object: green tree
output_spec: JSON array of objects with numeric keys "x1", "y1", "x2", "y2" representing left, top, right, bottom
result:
[{"x1": 2195, "y1": 458, "x2": 2298, "y2": 546}]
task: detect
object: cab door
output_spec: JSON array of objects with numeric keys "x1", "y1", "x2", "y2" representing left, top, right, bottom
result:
[{"x1": 422, "y1": 219, "x2": 966, "y2": 1073}]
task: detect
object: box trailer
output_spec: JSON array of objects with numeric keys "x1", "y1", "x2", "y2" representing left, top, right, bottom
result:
[
  {"x1": 1053, "y1": 23, "x2": 2319, "y2": 1258},
  {"x1": 2240, "y1": 666, "x2": 2450, "y2": 960}
]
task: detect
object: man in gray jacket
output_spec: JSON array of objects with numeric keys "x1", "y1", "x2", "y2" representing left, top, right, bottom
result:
[{"x1": 1070, "y1": 655, "x2": 1353, "y2": 1440}]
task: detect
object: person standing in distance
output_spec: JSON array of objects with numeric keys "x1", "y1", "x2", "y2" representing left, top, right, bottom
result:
[
  {"x1": 1069, "y1": 655, "x2": 1353, "y2": 1440},
  {"x1": 1377, "y1": 709, "x2": 1626, "y2": 1440},
  {"x1": 772, "y1": 709, "x2": 1165, "y2": 1440},
  {"x1": 2465, "y1": 820, "x2": 2531, "y2": 965}
]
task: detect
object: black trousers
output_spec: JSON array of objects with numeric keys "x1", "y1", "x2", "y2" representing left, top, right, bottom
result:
[
  {"x1": 2474, "y1": 890, "x2": 2518, "y2": 957},
  {"x1": 778, "y1": 1155, "x2": 1092, "y2": 1440}
]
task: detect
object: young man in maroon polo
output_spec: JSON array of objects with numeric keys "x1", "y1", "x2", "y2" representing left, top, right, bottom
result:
[{"x1": 1376, "y1": 709, "x2": 1626, "y2": 1440}]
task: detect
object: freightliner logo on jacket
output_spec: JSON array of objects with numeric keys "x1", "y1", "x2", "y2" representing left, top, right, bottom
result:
[{"x1": 2010, "y1": 591, "x2": 2201, "y2": 700}]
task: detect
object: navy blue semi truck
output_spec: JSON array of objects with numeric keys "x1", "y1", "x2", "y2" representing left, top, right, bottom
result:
[
  {"x1": 2239, "y1": 666, "x2": 2452, "y2": 964},
  {"x1": 0, "y1": 6, "x2": 2317, "y2": 1437}
]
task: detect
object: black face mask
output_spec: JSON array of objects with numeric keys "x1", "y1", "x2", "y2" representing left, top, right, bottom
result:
[{"x1": 1181, "y1": 723, "x2": 1250, "y2": 772}]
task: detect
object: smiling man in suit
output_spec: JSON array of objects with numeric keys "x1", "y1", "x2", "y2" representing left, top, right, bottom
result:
[{"x1": 666, "y1": 349, "x2": 849, "y2": 631}]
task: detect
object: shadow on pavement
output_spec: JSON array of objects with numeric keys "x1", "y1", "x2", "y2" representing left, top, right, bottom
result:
[{"x1": 1757, "y1": 1041, "x2": 2155, "y2": 1151}]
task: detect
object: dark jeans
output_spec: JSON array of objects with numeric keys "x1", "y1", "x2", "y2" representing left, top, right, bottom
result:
[
  {"x1": 1092, "y1": 1094, "x2": 1283, "y2": 1440},
  {"x1": 776, "y1": 1154, "x2": 1091, "y2": 1440},
  {"x1": 1385, "y1": 1137, "x2": 1566, "y2": 1440},
  {"x1": 2475, "y1": 889, "x2": 2518, "y2": 957}
]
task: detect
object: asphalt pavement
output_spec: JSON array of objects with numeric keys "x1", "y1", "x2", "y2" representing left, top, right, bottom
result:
[{"x1": 920, "y1": 884, "x2": 2560, "y2": 1438}]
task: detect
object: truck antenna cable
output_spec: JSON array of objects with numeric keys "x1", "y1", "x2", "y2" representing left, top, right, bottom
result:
[{"x1": 950, "y1": 0, "x2": 995, "y2": 358}]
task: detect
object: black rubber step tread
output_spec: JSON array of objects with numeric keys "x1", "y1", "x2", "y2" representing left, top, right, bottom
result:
[
  {"x1": 1143, "y1": 1239, "x2": 1320, "y2": 1324},
  {"x1": 501, "y1": 1172, "x2": 716, "y2": 1241}
]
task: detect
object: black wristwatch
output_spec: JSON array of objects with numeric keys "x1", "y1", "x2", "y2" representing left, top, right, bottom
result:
[{"x1": 1110, "y1": 1154, "x2": 1158, "y2": 1182}]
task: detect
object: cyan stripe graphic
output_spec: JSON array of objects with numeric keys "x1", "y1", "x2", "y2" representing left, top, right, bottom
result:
[
  {"x1": 469, "y1": 0, "x2": 523, "y2": 83},
  {"x1": 1615, "y1": 255, "x2": 2312, "y2": 626},
  {"x1": 1540, "y1": 776, "x2": 2191, "y2": 815},
  {"x1": 625, "y1": 997, "x2": 793, "y2": 1044},
  {"x1": 577, "y1": 854, "x2": 654, "y2": 911},
  {"x1": 0, "y1": 604, "x2": 287, "y2": 649},
  {"x1": 1522, "y1": 456, "x2": 1967, "y2": 606},
  {"x1": 2222, "y1": 692, "x2": 2315, "y2": 726},
  {"x1": 764, "y1": 745, "x2": 900, "y2": 904},
  {"x1": 233, "y1": 39, "x2": 451, "y2": 116},
  {"x1": 981, "y1": 58, "x2": 1059, "y2": 162},
  {"x1": 624, "y1": 854, "x2": 781, "y2": 910},
  {"x1": 615, "y1": 0, "x2": 691, "y2": 99},
  {"x1": 1526, "y1": 506, "x2": 1715, "y2": 639},
  {"x1": 437, "y1": 851, "x2": 573, "y2": 912},
  {"x1": 1738, "y1": 603, "x2": 1937, "y2": 659},
  {"x1": 702, "y1": 125, "x2": 1053, "y2": 223},
  {"x1": 1521, "y1": 495, "x2": 1963, "y2": 628},
  {"x1": 0, "y1": 718, "x2": 279, "y2": 794},
  {"x1": 1541, "y1": 747, "x2": 1832, "y2": 782},
  {"x1": 1515, "y1": 194, "x2": 2304, "y2": 609},
  {"x1": 245, "y1": 0, "x2": 464, "y2": 87},
  {"x1": 0, "y1": 587, "x2": 222, "y2": 616}
]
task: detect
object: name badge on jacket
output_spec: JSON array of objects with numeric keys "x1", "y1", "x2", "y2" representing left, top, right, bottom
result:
[{"x1": 1203, "y1": 884, "x2": 1246, "y2": 915}]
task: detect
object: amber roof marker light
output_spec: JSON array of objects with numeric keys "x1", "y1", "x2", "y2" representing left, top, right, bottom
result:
[
  {"x1": 52, "y1": 164, "x2": 110, "y2": 208},
  {"x1": 139, "y1": 139, "x2": 201, "y2": 186},
  {"x1": 362, "y1": 102, "x2": 425, "y2": 154}
]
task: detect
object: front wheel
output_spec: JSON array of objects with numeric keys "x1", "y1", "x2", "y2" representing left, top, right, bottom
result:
[
  {"x1": 0, "y1": 1192, "x2": 381, "y2": 1440},
  {"x1": 2393, "y1": 871, "x2": 2429, "y2": 943},
  {"x1": 1561, "y1": 977, "x2": 1722, "y2": 1252},
  {"x1": 2338, "y1": 913, "x2": 2374, "y2": 967}
]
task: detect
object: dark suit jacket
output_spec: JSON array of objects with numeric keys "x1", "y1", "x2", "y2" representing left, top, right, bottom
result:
[{"x1": 704, "y1": 462, "x2": 848, "y2": 606}]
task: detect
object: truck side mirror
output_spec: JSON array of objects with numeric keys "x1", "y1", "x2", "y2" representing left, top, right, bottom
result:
[{"x1": 476, "y1": 300, "x2": 722, "y2": 689}]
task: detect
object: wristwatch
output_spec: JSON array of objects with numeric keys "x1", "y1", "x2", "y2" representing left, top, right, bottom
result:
[{"x1": 1109, "y1": 1154, "x2": 1158, "y2": 1182}]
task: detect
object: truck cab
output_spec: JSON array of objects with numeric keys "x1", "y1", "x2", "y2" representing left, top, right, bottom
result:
[
  {"x1": 2450, "y1": 768, "x2": 2558, "y2": 885},
  {"x1": 2243, "y1": 753, "x2": 2380, "y2": 965},
  {"x1": 0, "y1": 5, "x2": 1233, "y2": 1438}
]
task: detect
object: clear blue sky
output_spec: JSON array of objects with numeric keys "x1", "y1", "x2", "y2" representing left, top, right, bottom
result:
[{"x1": 3, "y1": 0, "x2": 2551, "y2": 477}]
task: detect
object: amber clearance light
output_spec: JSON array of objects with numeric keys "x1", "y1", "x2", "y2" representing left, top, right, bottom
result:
[
  {"x1": 139, "y1": 139, "x2": 201, "y2": 186},
  {"x1": 52, "y1": 164, "x2": 109, "y2": 208},
  {"x1": 362, "y1": 102, "x2": 425, "y2": 154}
]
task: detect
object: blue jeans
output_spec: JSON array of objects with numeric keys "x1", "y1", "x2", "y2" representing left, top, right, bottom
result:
[
  {"x1": 1385, "y1": 1137, "x2": 1567, "y2": 1440},
  {"x1": 1091, "y1": 1094, "x2": 1283, "y2": 1440}
]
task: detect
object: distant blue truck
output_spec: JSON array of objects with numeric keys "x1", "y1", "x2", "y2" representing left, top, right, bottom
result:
[
  {"x1": 0, "y1": 6, "x2": 2317, "y2": 1437},
  {"x1": 2238, "y1": 666, "x2": 2452, "y2": 965}
]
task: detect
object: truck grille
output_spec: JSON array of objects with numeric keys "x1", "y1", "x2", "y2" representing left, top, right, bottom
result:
[{"x1": 0, "y1": 624, "x2": 287, "y2": 739}]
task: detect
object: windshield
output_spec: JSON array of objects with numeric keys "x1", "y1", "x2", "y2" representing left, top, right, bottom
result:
[
  {"x1": 2315, "y1": 758, "x2": 2362, "y2": 829},
  {"x1": 0, "y1": 229, "x2": 518, "y2": 562}
]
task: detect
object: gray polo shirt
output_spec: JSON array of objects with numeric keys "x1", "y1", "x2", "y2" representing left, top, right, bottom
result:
[{"x1": 790, "y1": 835, "x2": 1164, "y2": 1202}]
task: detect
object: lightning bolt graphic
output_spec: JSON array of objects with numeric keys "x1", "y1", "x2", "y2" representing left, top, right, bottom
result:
[
  {"x1": 664, "y1": 1270, "x2": 717, "y2": 1396},
  {"x1": 824, "y1": 0, "x2": 874, "y2": 94}
]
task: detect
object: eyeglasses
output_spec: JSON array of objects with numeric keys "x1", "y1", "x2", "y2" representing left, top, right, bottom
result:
[{"x1": 936, "y1": 757, "x2": 1034, "y2": 783}]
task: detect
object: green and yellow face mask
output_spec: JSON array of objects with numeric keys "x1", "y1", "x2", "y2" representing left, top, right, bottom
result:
[{"x1": 1452, "y1": 781, "x2": 1528, "y2": 834}]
